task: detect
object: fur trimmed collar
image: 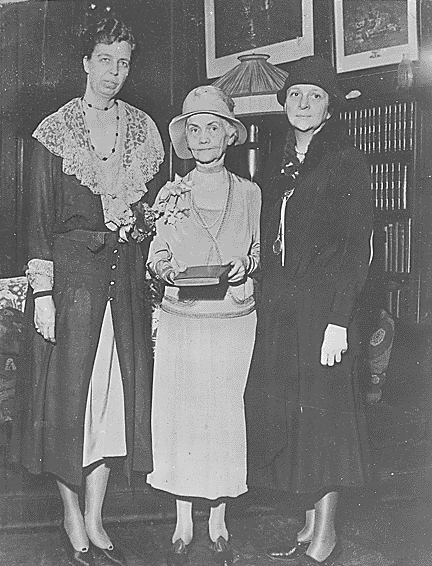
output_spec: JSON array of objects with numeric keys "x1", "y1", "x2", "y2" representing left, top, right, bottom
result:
[{"x1": 280, "y1": 118, "x2": 353, "y2": 177}]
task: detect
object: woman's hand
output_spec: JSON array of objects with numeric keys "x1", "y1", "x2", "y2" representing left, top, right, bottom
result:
[
  {"x1": 320, "y1": 323, "x2": 347, "y2": 366},
  {"x1": 34, "y1": 296, "x2": 56, "y2": 343},
  {"x1": 155, "y1": 258, "x2": 187, "y2": 285},
  {"x1": 228, "y1": 256, "x2": 249, "y2": 283}
]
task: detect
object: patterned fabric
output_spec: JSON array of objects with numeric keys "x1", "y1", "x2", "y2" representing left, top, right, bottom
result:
[
  {"x1": 366, "y1": 308, "x2": 395, "y2": 403},
  {"x1": 0, "y1": 276, "x2": 28, "y2": 313},
  {"x1": 0, "y1": 276, "x2": 27, "y2": 425},
  {"x1": 33, "y1": 98, "x2": 164, "y2": 227}
]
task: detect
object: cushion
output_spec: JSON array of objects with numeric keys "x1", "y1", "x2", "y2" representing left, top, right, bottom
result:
[{"x1": 366, "y1": 308, "x2": 395, "y2": 403}]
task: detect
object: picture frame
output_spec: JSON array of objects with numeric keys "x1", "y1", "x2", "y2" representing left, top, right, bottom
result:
[
  {"x1": 334, "y1": 0, "x2": 419, "y2": 73},
  {"x1": 204, "y1": 0, "x2": 314, "y2": 79}
]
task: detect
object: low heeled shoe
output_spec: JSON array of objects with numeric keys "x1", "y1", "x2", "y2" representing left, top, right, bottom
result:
[
  {"x1": 59, "y1": 523, "x2": 95, "y2": 566},
  {"x1": 166, "y1": 538, "x2": 190, "y2": 566},
  {"x1": 91, "y1": 543, "x2": 127, "y2": 566},
  {"x1": 210, "y1": 536, "x2": 234, "y2": 566},
  {"x1": 265, "y1": 539, "x2": 310, "y2": 562},
  {"x1": 303, "y1": 541, "x2": 342, "y2": 566}
]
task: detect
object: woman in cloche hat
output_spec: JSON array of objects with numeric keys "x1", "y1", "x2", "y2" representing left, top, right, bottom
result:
[
  {"x1": 146, "y1": 85, "x2": 261, "y2": 566},
  {"x1": 245, "y1": 55, "x2": 373, "y2": 565}
]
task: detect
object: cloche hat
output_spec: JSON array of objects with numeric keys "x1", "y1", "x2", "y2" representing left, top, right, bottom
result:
[
  {"x1": 169, "y1": 85, "x2": 248, "y2": 160},
  {"x1": 277, "y1": 55, "x2": 346, "y2": 107}
]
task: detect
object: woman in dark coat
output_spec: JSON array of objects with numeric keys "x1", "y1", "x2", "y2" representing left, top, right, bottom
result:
[
  {"x1": 244, "y1": 56, "x2": 373, "y2": 565},
  {"x1": 13, "y1": 17, "x2": 164, "y2": 566}
]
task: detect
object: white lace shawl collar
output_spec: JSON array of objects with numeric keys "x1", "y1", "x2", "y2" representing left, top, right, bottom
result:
[{"x1": 32, "y1": 97, "x2": 164, "y2": 226}]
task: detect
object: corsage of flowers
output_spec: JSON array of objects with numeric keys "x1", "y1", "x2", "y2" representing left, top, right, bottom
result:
[{"x1": 131, "y1": 174, "x2": 191, "y2": 242}]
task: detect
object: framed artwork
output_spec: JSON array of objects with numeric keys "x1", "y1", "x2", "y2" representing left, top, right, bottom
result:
[
  {"x1": 204, "y1": 0, "x2": 314, "y2": 79},
  {"x1": 334, "y1": 0, "x2": 419, "y2": 73}
]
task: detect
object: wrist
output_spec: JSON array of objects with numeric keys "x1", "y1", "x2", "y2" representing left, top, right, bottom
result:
[{"x1": 33, "y1": 290, "x2": 53, "y2": 300}]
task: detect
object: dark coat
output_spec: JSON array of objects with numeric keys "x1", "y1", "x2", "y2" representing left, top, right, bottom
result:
[
  {"x1": 244, "y1": 118, "x2": 373, "y2": 495},
  {"x1": 12, "y1": 141, "x2": 153, "y2": 486}
]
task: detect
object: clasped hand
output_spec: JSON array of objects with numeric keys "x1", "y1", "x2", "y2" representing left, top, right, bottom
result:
[
  {"x1": 34, "y1": 295, "x2": 56, "y2": 343},
  {"x1": 227, "y1": 256, "x2": 249, "y2": 283},
  {"x1": 161, "y1": 256, "x2": 249, "y2": 285},
  {"x1": 320, "y1": 323, "x2": 348, "y2": 366}
]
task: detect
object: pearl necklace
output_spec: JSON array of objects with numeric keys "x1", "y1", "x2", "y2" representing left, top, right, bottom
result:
[{"x1": 82, "y1": 99, "x2": 119, "y2": 162}]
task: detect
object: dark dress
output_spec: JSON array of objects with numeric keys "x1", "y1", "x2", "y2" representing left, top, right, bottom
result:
[
  {"x1": 12, "y1": 99, "x2": 164, "y2": 487},
  {"x1": 244, "y1": 119, "x2": 373, "y2": 495}
]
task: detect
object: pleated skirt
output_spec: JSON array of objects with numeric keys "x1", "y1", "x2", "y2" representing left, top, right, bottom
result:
[{"x1": 147, "y1": 309, "x2": 256, "y2": 500}]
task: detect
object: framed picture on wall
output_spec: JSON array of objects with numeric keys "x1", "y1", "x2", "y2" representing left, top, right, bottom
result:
[
  {"x1": 204, "y1": 0, "x2": 314, "y2": 79},
  {"x1": 334, "y1": 0, "x2": 419, "y2": 73}
]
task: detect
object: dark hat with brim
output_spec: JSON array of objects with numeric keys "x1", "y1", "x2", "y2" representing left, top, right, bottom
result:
[{"x1": 277, "y1": 55, "x2": 346, "y2": 107}]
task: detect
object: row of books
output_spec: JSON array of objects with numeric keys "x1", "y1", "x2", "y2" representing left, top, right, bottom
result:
[
  {"x1": 388, "y1": 286, "x2": 404, "y2": 319},
  {"x1": 370, "y1": 162, "x2": 409, "y2": 211},
  {"x1": 341, "y1": 101, "x2": 415, "y2": 154},
  {"x1": 383, "y1": 219, "x2": 412, "y2": 274}
]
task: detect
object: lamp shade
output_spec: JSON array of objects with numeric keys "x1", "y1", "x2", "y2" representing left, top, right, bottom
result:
[{"x1": 212, "y1": 53, "x2": 288, "y2": 116}]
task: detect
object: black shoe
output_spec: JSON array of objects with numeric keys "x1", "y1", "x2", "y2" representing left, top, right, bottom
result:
[
  {"x1": 210, "y1": 537, "x2": 234, "y2": 566},
  {"x1": 166, "y1": 538, "x2": 190, "y2": 566},
  {"x1": 303, "y1": 541, "x2": 342, "y2": 566},
  {"x1": 266, "y1": 539, "x2": 310, "y2": 562},
  {"x1": 59, "y1": 523, "x2": 95, "y2": 566},
  {"x1": 91, "y1": 543, "x2": 127, "y2": 566}
]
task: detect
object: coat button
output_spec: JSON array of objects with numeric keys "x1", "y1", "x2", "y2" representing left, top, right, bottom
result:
[
  {"x1": 113, "y1": 249, "x2": 118, "y2": 254},
  {"x1": 111, "y1": 264, "x2": 117, "y2": 270},
  {"x1": 110, "y1": 281, "x2": 115, "y2": 286}
]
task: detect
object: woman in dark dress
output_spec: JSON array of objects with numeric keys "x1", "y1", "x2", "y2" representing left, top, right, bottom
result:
[
  {"x1": 245, "y1": 56, "x2": 373, "y2": 565},
  {"x1": 13, "y1": 18, "x2": 164, "y2": 566}
]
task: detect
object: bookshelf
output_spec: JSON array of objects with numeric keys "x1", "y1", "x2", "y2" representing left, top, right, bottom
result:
[{"x1": 340, "y1": 95, "x2": 420, "y2": 322}]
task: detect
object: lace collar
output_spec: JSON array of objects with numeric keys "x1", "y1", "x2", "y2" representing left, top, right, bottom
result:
[{"x1": 33, "y1": 97, "x2": 164, "y2": 226}]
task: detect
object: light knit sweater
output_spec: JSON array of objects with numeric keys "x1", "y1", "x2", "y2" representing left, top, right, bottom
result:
[{"x1": 148, "y1": 169, "x2": 261, "y2": 318}]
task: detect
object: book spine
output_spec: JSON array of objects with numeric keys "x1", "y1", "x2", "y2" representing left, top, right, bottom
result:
[
  {"x1": 388, "y1": 223, "x2": 394, "y2": 272},
  {"x1": 377, "y1": 106, "x2": 382, "y2": 153},
  {"x1": 409, "y1": 101, "x2": 415, "y2": 150},
  {"x1": 407, "y1": 217, "x2": 412, "y2": 273},
  {"x1": 384, "y1": 105, "x2": 388, "y2": 152},
  {"x1": 399, "y1": 222, "x2": 405, "y2": 273}
]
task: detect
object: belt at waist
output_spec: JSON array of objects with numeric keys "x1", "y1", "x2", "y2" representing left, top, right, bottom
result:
[{"x1": 56, "y1": 229, "x2": 117, "y2": 253}]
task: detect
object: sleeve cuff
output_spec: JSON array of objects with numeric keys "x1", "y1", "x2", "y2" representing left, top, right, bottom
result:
[
  {"x1": 26, "y1": 258, "x2": 54, "y2": 292},
  {"x1": 327, "y1": 311, "x2": 350, "y2": 328}
]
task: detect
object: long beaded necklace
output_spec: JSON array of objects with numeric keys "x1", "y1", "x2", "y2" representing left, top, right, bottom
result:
[
  {"x1": 190, "y1": 170, "x2": 231, "y2": 233},
  {"x1": 81, "y1": 98, "x2": 119, "y2": 162}
]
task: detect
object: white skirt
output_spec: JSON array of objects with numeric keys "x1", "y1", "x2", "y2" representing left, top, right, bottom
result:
[
  {"x1": 82, "y1": 301, "x2": 127, "y2": 467},
  {"x1": 147, "y1": 309, "x2": 256, "y2": 500}
]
